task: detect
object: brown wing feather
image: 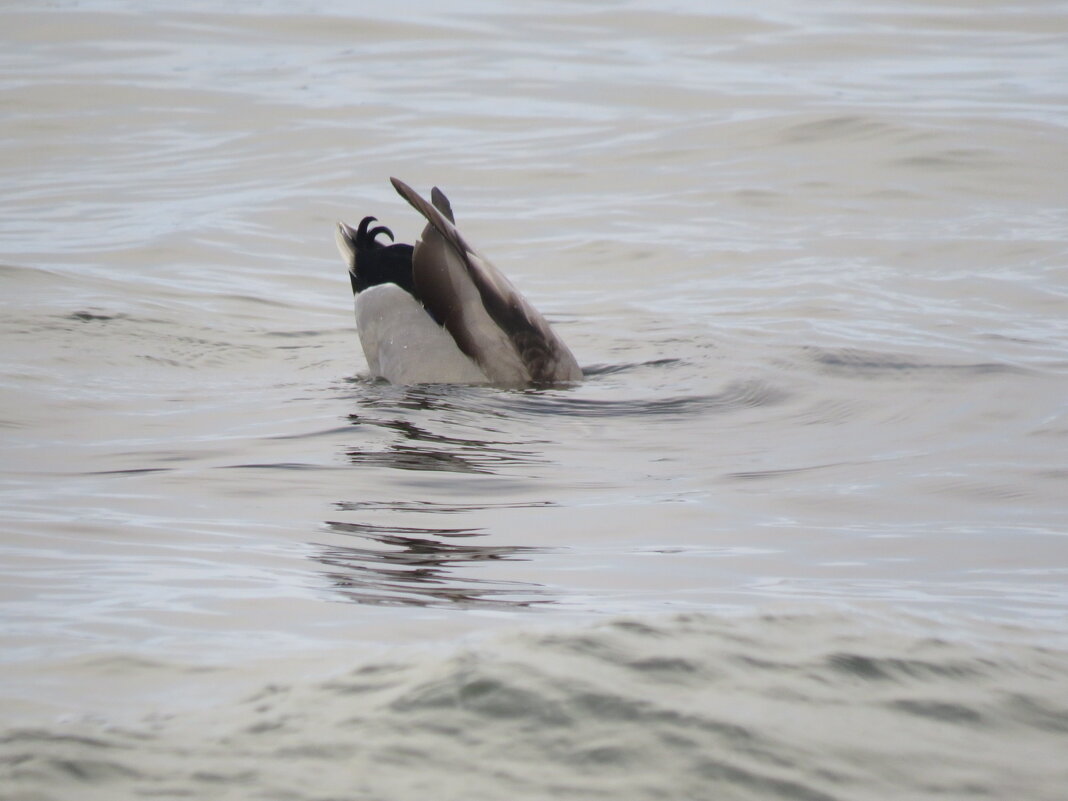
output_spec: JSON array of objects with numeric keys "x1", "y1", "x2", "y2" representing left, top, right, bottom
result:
[
  {"x1": 431, "y1": 187, "x2": 455, "y2": 223},
  {"x1": 389, "y1": 178, "x2": 582, "y2": 385}
]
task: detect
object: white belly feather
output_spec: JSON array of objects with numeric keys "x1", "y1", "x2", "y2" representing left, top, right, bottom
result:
[{"x1": 354, "y1": 283, "x2": 488, "y2": 385}]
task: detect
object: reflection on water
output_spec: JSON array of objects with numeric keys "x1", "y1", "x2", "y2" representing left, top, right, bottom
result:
[
  {"x1": 324, "y1": 383, "x2": 569, "y2": 607},
  {"x1": 316, "y1": 520, "x2": 551, "y2": 608},
  {"x1": 344, "y1": 442, "x2": 536, "y2": 474},
  {"x1": 345, "y1": 414, "x2": 544, "y2": 474},
  {"x1": 335, "y1": 500, "x2": 556, "y2": 513}
]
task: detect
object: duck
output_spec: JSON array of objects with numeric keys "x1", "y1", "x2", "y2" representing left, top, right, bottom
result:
[{"x1": 335, "y1": 178, "x2": 582, "y2": 387}]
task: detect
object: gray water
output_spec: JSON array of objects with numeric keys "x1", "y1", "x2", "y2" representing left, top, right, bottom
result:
[{"x1": 3, "y1": 1, "x2": 1068, "y2": 799}]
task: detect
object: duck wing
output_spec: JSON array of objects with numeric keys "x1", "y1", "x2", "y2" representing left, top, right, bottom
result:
[{"x1": 390, "y1": 177, "x2": 582, "y2": 387}]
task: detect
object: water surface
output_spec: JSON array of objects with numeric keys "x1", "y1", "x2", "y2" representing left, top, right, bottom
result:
[{"x1": 2, "y1": 1, "x2": 1067, "y2": 798}]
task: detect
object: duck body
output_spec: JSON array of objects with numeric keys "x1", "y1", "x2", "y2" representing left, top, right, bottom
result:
[
  {"x1": 336, "y1": 178, "x2": 582, "y2": 387},
  {"x1": 353, "y1": 283, "x2": 490, "y2": 384}
]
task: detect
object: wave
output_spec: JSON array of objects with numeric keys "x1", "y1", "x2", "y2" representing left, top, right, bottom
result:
[{"x1": 4, "y1": 612, "x2": 1065, "y2": 800}]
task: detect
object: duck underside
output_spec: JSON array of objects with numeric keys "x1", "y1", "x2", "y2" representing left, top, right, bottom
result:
[{"x1": 354, "y1": 284, "x2": 488, "y2": 384}]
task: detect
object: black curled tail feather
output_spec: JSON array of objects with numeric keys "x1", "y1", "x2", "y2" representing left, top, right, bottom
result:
[{"x1": 338, "y1": 215, "x2": 415, "y2": 296}]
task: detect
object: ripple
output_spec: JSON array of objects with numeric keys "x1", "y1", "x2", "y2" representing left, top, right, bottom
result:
[
  {"x1": 778, "y1": 114, "x2": 922, "y2": 145},
  {"x1": 325, "y1": 521, "x2": 483, "y2": 539},
  {"x1": 495, "y1": 380, "x2": 787, "y2": 419},
  {"x1": 894, "y1": 148, "x2": 1006, "y2": 173},
  {"x1": 68, "y1": 311, "x2": 123, "y2": 323},
  {"x1": 580, "y1": 358, "x2": 686, "y2": 377},
  {"x1": 805, "y1": 347, "x2": 1024, "y2": 378},
  {"x1": 315, "y1": 521, "x2": 552, "y2": 608},
  {"x1": 335, "y1": 500, "x2": 556, "y2": 514},
  {"x1": 824, "y1": 651, "x2": 993, "y2": 683},
  {"x1": 5, "y1": 612, "x2": 1068, "y2": 798}
]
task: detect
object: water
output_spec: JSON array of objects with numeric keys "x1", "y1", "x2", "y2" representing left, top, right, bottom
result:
[{"x1": 2, "y1": 1, "x2": 1067, "y2": 798}]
